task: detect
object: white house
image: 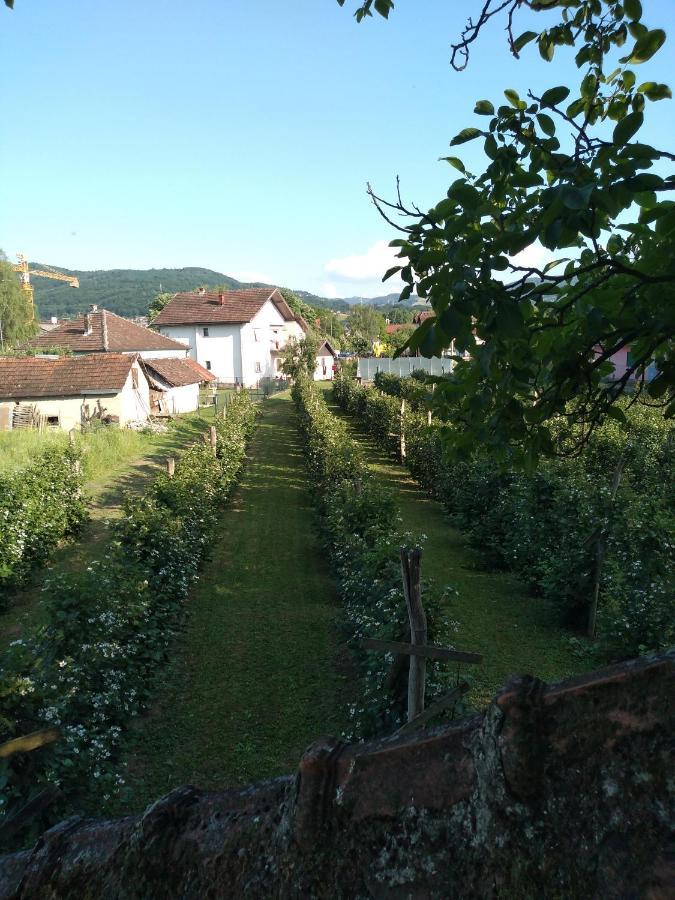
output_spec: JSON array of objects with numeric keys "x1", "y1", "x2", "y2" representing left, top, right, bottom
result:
[
  {"x1": 152, "y1": 288, "x2": 309, "y2": 387},
  {"x1": 314, "y1": 340, "x2": 338, "y2": 380},
  {"x1": 0, "y1": 354, "x2": 151, "y2": 431},
  {"x1": 143, "y1": 357, "x2": 214, "y2": 416},
  {"x1": 24, "y1": 306, "x2": 189, "y2": 360}
]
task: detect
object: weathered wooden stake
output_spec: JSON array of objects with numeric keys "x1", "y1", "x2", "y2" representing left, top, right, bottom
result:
[
  {"x1": 68, "y1": 428, "x2": 76, "y2": 446},
  {"x1": 166, "y1": 457, "x2": 175, "y2": 478},
  {"x1": 400, "y1": 547, "x2": 426, "y2": 722},
  {"x1": 588, "y1": 457, "x2": 625, "y2": 637},
  {"x1": 209, "y1": 425, "x2": 217, "y2": 456},
  {"x1": 399, "y1": 398, "x2": 406, "y2": 462},
  {"x1": 427, "y1": 409, "x2": 432, "y2": 426}
]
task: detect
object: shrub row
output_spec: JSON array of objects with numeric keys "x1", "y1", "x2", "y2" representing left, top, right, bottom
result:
[
  {"x1": 0, "y1": 446, "x2": 87, "y2": 606},
  {"x1": 0, "y1": 395, "x2": 258, "y2": 846},
  {"x1": 292, "y1": 378, "x2": 453, "y2": 741},
  {"x1": 334, "y1": 373, "x2": 674, "y2": 659}
]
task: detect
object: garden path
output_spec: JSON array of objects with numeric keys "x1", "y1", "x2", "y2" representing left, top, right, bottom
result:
[
  {"x1": 115, "y1": 392, "x2": 352, "y2": 813},
  {"x1": 0, "y1": 410, "x2": 218, "y2": 651},
  {"x1": 318, "y1": 383, "x2": 591, "y2": 707}
]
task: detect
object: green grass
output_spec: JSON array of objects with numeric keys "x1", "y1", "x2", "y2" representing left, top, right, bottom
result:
[
  {"x1": 0, "y1": 406, "x2": 220, "y2": 652},
  {"x1": 319, "y1": 383, "x2": 598, "y2": 708},
  {"x1": 112, "y1": 392, "x2": 353, "y2": 814}
]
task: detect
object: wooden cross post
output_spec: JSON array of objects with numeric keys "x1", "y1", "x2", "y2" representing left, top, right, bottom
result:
[
  {"x1": 209, "y1": 425, "x2": 217, "y2": 456},
  {"x1": 400, "y1": 547, "x2": 426, "y2": 721},
  {"x1": 166, "y1": 457, "x2": 175, "y2": 478}
]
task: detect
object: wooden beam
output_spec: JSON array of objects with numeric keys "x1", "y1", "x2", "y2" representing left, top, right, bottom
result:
[
  {"x1": 401, "y1": 546, "x2": 425, "y2": 721},
  {"x1": 395, "y1": 682, "x2": 470, "y2": 735},
  {"x1": 0, "y1": 728, "x2": 60, "y2": 759},
  {"x1": 362, "y1": 638, "x2": 483, "y2": 666}
]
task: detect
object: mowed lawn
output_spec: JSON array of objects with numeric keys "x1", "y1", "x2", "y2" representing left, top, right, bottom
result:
[
  {"x1": 319, "y1": 383, "x2": 595, "y2": 708},
  {"x1": 115, "y1": 392, "x2": 352, "y2": 813}
]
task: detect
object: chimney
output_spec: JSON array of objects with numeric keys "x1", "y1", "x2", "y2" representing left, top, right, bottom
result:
[
  {"x1": 89, "y1": 304, "x2": 98, "y2": 312},
  {"x1": 84, "y1": 312, "x2": 92, "y2": 335},
  {"x1": 218, "y1": 292, "x2": 225, "y2": 305},
  {"x1": 50, "y1": 316, "x2": 58, "y2": 325},
  {"x1": 198, "y1": 287, "x2": 206, "y2": 296}
]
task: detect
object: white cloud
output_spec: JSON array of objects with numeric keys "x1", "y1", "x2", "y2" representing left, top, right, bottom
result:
[
  {"x1": 320, "y1": 282, "x2": 339, "y2": 299},
  {"x1": 324, "y1": 240, "x2": 404, "y2": 283},
  {"x1": 507, "y1": 242, "x2": 555, "y2": 273}
]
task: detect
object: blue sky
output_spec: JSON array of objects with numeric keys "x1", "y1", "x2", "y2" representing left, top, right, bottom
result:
[{"x1": 1, "y1": 0, "x2": 673, "y2": 297}]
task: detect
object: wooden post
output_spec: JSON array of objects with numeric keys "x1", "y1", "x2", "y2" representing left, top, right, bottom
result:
[
  {"x1": 166, "y1": 457, "x2": 175, "y2": 478},
  {"x1": 68, "y1": 428, "x2": 76, "y2": 446},
  {"x1": 427, "y1": 409, "x2": 432, "y2": 426},
  {"x1": 588, "y1": 457, "x2": 625, "y2": 637},
  {"x1": 209, "y1": 425, "x2": 217, "y2": 456},
  {"x1": 400, "y1": 547, "x2": 426, "y2": 722},
  {"x1": 400, "y1": 398, "x2": 406, "y2": 462}
]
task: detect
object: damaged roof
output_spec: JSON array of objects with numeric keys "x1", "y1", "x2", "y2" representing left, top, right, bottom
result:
[
  {"x1": 0, "y1": 354, "x2": 138, "y2": 399},
  {"x1": 23, "y1": 309, "x2": 187, "y2": 353}
]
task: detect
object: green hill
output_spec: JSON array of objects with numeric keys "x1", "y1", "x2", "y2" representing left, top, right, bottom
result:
[
  {"x1": 30, "y1": 266, "x2": 246, "y2": 319},
  {"x1": 27, "y1": 263, "x2": 421, "y2": 321}
]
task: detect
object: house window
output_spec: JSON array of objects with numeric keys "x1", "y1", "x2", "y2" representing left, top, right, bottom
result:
[
  {"x1": 203, "y1": 327, "x2": 209, "y2": 337},
  {"x1": 255, "y1": 361, "x2": 262, "y2": 374},
  {"x1": 47, "y1": 415, "x2": 60, "y2": 428},
  {"x1": 205, "y1": 360, "x2": 212, "y2": 371},
  {"x1": 132, "y1": 369, "x2": 139, "y2": 389}
]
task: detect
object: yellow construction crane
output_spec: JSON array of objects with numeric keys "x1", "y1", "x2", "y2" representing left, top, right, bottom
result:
[{"x1": 12, "y1": 253, "x2": 80, "y2": 320}]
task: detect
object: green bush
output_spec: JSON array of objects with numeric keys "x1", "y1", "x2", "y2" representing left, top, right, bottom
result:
[
  {"x1": 0, "y1": 446, "x2": 87, "y2": 605},
  {"x1": 0, "y1": 395, "x2": 258, "y2": 847},
  {"x1": 293, "y1": 377, "x2": 454, "y2": 740},
  {"x1": 334, "y1": 373, "x2": 674, "y2": 660}
]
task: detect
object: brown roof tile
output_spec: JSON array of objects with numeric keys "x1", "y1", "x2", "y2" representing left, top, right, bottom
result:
[
  {"x1": 152, "y1": 288, "x2": 295, "y2": 326},
  {"x1": 182, "y1": 358, "x2": 217, "y2": 382},
  {"x1": 24, "y1": 309, "x2": 187, "y2": 353},
  {"x1": 0, "y1": 354, "x2": 137, "y2": 399},
  {"x1": 143, "y1": 358, "x2": 205, "y2": 388}
]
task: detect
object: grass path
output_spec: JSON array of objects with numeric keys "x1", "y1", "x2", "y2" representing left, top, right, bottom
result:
[
  {"x1": 319, "y1": 383, "x2": 594, "y2": 707},
  {"x1": 114, "y1": 392, "x2": 352, "y2": 813},
  {"x1": 0, "y1": 408, "x2": 219, "y2": 652}
]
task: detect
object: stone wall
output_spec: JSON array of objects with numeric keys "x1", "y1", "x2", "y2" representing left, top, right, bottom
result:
[{"x1": 1, "y1": 651, "x2": 672, "y2": 899}]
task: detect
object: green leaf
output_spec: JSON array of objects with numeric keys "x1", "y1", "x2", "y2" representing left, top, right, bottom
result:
[
  {"x1": 541, "y1": 86, "x2": 570, "y2": 107},
  {"x1": 560, "y1": 184, "x2": 594, "y2": 210},
  {"x1": 624, "y1": 173, "x2": 664, "y2": 191},
  {"x1": 382, "y1": 266, "x2": 402, "y2": 282},
  {"x1": 628, "y1": 29, "x2": 666, "y2": 63},
  {"x1": 613, "y1": 111, "x2": 644, "y2": 145},
  {"x1": 538, "y1": 35, "x2": 554, "y2": 61},
  {"x1": 440, "y1": 156, "x2": 467, "y2": 173},
  {"x1": 536, "y1": 113, "x2": 556, "y2": 136},
  {"x1": 504, "y1": 88, "x2": 523, "y2": 109},
  {"x1": 637, "y1": 82, "x2": 672, "y2": 101},
  {"x1": 474, "y1": 99, "x2": 494, "y2": 116},
  {"x1": 513, "y1": 30, "x2": 538, "y2": 53},
  {"x1": 450, "y1": 127, "x2": 483, "y2": 146},
  {"x1": 624, "y1": 0, "x2": 642, "y2": 21}
]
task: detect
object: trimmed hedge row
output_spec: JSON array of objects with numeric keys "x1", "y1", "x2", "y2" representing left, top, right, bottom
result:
[
  {"x1": 0, "y1": 446, "x2": 87, "y2": 606},
  {"x1": 334, "y1": 373, "x2": 674, "y2": 659},
  {"x1": 0, "y1": 395, "x2": 258, "y2": 846},
  {"x1": 292, "y1": 377, "x2": 453, "y2": 741}
]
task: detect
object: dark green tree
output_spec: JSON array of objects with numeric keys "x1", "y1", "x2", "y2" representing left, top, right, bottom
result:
[
  {"x1": 0, "y1": 252, "x2": 36, "y2": 349},
  {"x1": 280, "y1": 332, "x2": 321, "y2": 379},
  {"x1": 147, "y1": 291, "x2": 174, "y2": 322},
  {"x1": 339, "y1": 0, "x2": 674, "y2": 464},
  {"x1": 346, "y1": 304, "x2": 386, "y2": 350}
]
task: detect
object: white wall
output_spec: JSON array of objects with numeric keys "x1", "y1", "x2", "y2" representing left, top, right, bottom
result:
[
  {"x1": 158, "y1": 324, "x2": 243, "y2": 384},
  {"x1": 314, "y1": 354, "x2": 335, "y2": 381},
  {"x1": 119, "y1": 362, "x2": 152, "y2": 423},
  {"x1": 137, "y1": 348, "x2": 188, "y2": 360},
  {"x1": 158, "y1": 383, "x2": 199, "y2": 414}
]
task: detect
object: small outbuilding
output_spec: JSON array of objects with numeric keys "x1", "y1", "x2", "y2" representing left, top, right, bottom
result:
[
  {"x1": 314, "y1": 340, "x2": 338, "y2": 380},
  {"x1": 0, "y1": 354, "x2": 150, "y2": 431},
  {"x1": 143, "y1": 357, "x2": 211, "y2": 416}
]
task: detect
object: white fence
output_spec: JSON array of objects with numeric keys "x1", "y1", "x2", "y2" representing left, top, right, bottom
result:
[{"x1": 357, "y1": 356, "x2": 454, "y2": 381}]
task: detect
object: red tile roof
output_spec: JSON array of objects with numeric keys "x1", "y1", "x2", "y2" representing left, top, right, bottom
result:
[
  {"x1": 385, "y1": 323, "x2": 414, "y2": 334},
  {"x1": 182, "y1": 358, "x2": 217, "y2": 382},
  {"x1": 0, "y1": 354, "x2": 137, "y2": 399},
  {"x1": 143, "y1": 358, "x2": 205, "y2": 388},
  {"x1": 24, "y1": 309, "x2": 187, "y2": 353},
  {"x1": 152, "y1": 288, "x2": 296, "y2": 326},
  {"x1": 412, "y1": 310, "x2": 434, "y2": 325}
]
